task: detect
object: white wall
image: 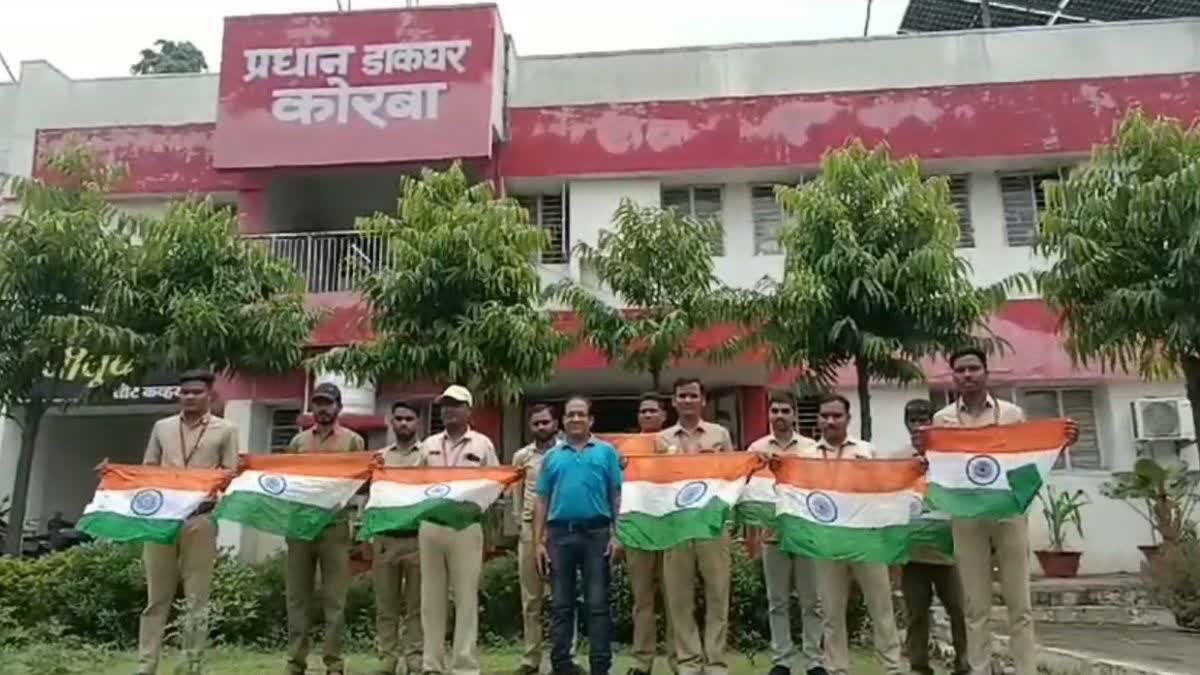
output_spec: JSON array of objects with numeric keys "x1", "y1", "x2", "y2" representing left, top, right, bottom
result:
[{"x1": 511, "y1": 19, "x2": 1200, "y2": 107}]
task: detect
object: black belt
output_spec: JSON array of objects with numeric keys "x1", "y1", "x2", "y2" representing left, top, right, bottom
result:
[
  {"x1": 193, "y1": 502, "x2": 215, "y2": 516},
  {"x1": 547, "y1": 517, "x2": 611, "y2": 533}
]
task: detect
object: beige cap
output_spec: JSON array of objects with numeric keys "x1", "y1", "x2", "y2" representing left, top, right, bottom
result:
[{"x1": 438, "y1": 385, "x2": 473, "y2": 407}]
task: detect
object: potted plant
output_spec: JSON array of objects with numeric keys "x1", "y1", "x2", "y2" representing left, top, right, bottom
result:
[
  {"x1": 1034, "y1": 485, "x2": 1089, "y2": 578},
  {"x1": 1101, "y1": 458, "x2": 1199, "y2": 570}
]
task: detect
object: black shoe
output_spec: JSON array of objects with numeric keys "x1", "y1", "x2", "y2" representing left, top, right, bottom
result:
[
  {"x1": 515, "y1": 667, "x2": 539, "y2": 675},
  {"x1": 626, "y1": 670, "x2": 650, "y2": 675},
  {"x1": 806, "y1": 668, "x2": 830, "y2": 675},
  {"x1": 768, "y1": 666, "x2": 790, "y2": 675}
]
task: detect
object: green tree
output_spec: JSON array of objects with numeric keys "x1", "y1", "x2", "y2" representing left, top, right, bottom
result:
[
  {"x1": 130, "y1": 39, "x2": 208, "y2": 75},
  {"x1": 0, "y1": 149, "x2": 314, "y2": 555},
  {"x1": 549, "y1": 199, "x2": 731, "y2": 392},
  {"x1": 731, "y1": 141, "x2": 1004, "y2": 440},
  {"x1": 312, "y1": 163, "x2": 566, "y2": 403},
  {"x1": 1037, "y1": 110, "x2": 1200, "y2": 435}
]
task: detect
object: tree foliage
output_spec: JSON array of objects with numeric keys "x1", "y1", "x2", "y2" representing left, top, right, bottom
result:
[
  {"x1": 549, "y1": 199, "x2": 731, "y2": 391},
  {"x1": 0, "y1": 148, "x2": 314, "y2": 554},
  {"x1": 129, "y1": 39, "x2": 208, "y2": 75},
  {"x1": 1037, "y1": 110, "x2": 1200, "y2": 431},
  {"x1": 731, "y1": 141, "x2": 1005, "y2": 439},
  {"x1": 313, "y1": 163, "x2": 566, "y2": 403}
]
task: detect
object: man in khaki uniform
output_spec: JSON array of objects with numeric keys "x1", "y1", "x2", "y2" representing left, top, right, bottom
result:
[
  {"x1": 626, "y1": 392, "x2": 675, "y2": 675},
  {"x1": 805, "y1": 394, "x2": 903, "y2": 675},
  {"x1": 512, "y1": 403, "x2": 562, "y2": 675},
  {"x1": 925, "y1": 348, "x2": 1077, "y2": 675},
  {"x1": 658, "y1": 378, "x2": 734, "y2": 675},
  {"x1": 419, "y1": 385, "x2": 500, "y2": 675},
  {"x1": 373, "y1": 400, "x2": 424, "y2": 675},
  {"x1": 285, "y1": 382, "x2": 366, "y2": 675},
  {"x1": 139, "y1": 370, "x2": 240, "y2": 675},
  {"x1": 747, "y1": 391, "x2": 825, "y2": 675},
  {"x1": 900, "y1": 399, "x2": 967, "y2": 675}
]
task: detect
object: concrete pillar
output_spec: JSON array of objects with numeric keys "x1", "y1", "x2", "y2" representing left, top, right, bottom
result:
[{"x1": 0, "y1": 413, "x2": 23, "y2": 504}]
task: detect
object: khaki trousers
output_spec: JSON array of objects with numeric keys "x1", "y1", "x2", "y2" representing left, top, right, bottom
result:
[
  {"x1": 518, "y1": 523, "x2": 548, "y2": 670},
  {"x1": 138, "y1": 514, "x2": 217, "y2": 675},
  {"x1": 953, "y1": 516, "x2": 1034, "y2": 675},
  {"x1": 374, "y1": 534, "x2": 423, "y2": 674},
  {"x1": 626, "y1": 547, "x2": 675, "y2": 673},
  {"x1": 420, "y1": 521, "x2": 484, "y2": 675},
  {"x1": 815, "y1": 560, "x2": 904, "y2": 675},
  {"x1": 663, "y1": 535, "x2": 731, "y2": 675},
  {"x1": 762, "y1": 543, "x2": 824, "y2": 671},
  {"x1": 285, "y1": 519, "x2": 352, "y2": 674}
]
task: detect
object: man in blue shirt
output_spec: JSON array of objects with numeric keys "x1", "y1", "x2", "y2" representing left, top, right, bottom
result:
[{"x1": 533, "y1": 395, "x2": 623, "y2": 675}]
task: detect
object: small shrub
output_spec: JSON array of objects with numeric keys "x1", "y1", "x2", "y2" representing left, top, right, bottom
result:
[{"x1": 1149, "y1": 540, "x2": 1200, "y2": 630}]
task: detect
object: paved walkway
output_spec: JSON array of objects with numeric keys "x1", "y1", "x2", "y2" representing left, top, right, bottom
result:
[{"x1": 994, "y1": 622, "x2": 1200, "y2": 673}]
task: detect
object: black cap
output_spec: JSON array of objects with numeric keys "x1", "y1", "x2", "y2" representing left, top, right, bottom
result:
[{"x1": 311, "y1": 382, "x2": 342, "y2": 404}]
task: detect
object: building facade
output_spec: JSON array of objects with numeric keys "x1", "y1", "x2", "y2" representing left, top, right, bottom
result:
[{"x1": 1, "y1": 6, "x2": 1199, "y2": 572}]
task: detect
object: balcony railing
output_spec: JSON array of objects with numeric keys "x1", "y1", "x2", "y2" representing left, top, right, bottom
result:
[{"x1": 246, "y1": 231, "x2": 387, "y2": 294}]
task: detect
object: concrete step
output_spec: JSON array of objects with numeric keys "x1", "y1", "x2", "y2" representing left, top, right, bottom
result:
[
  {"x1": 989, "y1": 604, "x2": 1177, "y2": 628},
  {"x1": 992, "y1": 574, "x2": 1158, "y2": 609}
]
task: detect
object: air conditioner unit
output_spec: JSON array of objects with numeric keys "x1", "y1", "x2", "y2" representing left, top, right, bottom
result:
[{"x1": 1132, "y1": 398, "x2": 1195, "y2": 441}]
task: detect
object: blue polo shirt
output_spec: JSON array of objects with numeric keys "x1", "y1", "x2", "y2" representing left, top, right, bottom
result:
[{"x1": 535, "y1": 436, "x2": 623, "y2": 523}]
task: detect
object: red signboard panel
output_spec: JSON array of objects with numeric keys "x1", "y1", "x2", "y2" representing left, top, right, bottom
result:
[{"x1": 213, "y1": 5, "x2": 501, "y2": 169}]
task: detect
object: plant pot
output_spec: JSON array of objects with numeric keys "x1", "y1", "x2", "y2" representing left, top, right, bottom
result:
[{"x1": 1035, "y1": 549, "x2": 1082, "y2": 578}]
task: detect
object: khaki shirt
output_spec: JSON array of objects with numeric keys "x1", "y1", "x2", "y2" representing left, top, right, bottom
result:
[
  {"x1": 800, "y1": 436, "x2": 876, "y2": 460},
  {"x1": 287, "y1": 425, "x2": 365, "y2": 453},
  {"x1": 378, "y1": 441, "x2": 423, "y2": 468},
  {"x1": 419, "y1": 429, "x2": 499, "y2": 467},
  {"x1": 933, "y1": 395, "x2": 1026, "y2": 429},
  {"x1": 659, "y1": 420, "x2": 734, "y2": 454},
  {"x1": 511, "y1": 441, "x2": 553, "y2": 523},
  {"x1": 747, "y1": 432, "x2": 816, "y2": 457},
  {"x1": 143, "y1": 413, "x2": 239, "y2": 470}
]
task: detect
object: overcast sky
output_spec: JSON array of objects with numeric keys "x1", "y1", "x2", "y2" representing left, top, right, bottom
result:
[{"x1": 0, "y1": 0, "x2": 910, "y2": 81}]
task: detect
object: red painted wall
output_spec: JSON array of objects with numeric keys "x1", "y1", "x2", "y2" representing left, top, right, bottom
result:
[
  {"x1": 503, "y1": 73, "x2": 1200, "y2": 177},
  {"x1": 33, "y1": 73, "x2": 1200, "y2": 195},
  {"x1": 33, "y1": 124, "x2": 243, "y2": 195},
  {"x1": 739, "y1": 386, "x2": 768, "y2": 447}
]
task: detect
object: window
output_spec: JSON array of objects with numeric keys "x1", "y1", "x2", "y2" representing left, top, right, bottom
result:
[
  {"x1": 1019, "y1": 388, "x2": 1102, "y2": 470},
  {"x1": 270, "y1": 408, "x2": 301, "y2": 453},
  {"x1": 661, "y1": 185, "x2": 724, "y2": 255},
  {"x1": 515, "y1": 190, "x2": 569, "y2": 264},
  {"x1": 796, "y1": 397, "x2": 820, "y2": 440},
  {"x1": 947, "y1": 175, "x2": 974, "y2": 248},
  {"x1": 999, "y1": 171, "x2": 1058, "y2": 247},
  {"x1": 751, "y1": 184, "x2": 785, "y2": 255}
]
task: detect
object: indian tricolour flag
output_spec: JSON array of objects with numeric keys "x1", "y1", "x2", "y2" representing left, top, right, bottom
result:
[
  {"x1": 361, "y1": 467, "x2": 521, "y2": 538},
  {"x1": 775, "y1": 458, "x2": 927, "y2": 564},
  {"x1": 735, "y1": 467, "x2": 778, "y2": 528},
  {"x1": 78, "y1": 463, "x2": 229, "y2": 544},
  {"x1": 600, "y1": 433, "x2": 661, "y2": 457},
  {"x1": 618, "y1": 454, "x2": 758, "y2": 551},
  {"x1": 215, "y1": 452, "x2": 374, "y2": 541},
  {"x1": 925, "y1": 420, "x2": 1069, "y2": 520}
]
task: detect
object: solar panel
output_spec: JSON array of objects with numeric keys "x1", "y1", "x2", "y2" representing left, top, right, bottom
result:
[{"x1": 900, "y1": 0, "x2": 1200, "y2": 33}]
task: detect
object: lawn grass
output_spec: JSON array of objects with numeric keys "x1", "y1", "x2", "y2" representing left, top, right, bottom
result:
[{"x1": 0, "y1": 645, "x2": 888, "y2": 674}]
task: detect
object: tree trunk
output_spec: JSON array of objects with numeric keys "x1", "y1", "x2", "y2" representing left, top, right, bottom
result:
[
  {"x1": 1181, "y1": 356, "x2": 1200, "y2": 456},
  {"x1": 651, "y1": 367, "x2": 662, "y2": 394},
  {"x1": 855, "y1": 360, "x2": 872, "y2": 441},
  {"x1": 4, "y1": 399, "x2": 45, "y2": 556}
]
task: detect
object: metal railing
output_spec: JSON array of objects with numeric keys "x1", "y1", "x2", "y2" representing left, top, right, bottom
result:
[{"x1": 245, "y1": 230, "x2": 388, "y2": 294}]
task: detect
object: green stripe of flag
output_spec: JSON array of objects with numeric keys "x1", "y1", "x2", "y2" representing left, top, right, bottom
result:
[
  {"x1": 734, "y1": 501, "x2": 776, "y2": 529},
  {"x1": 78, "y1": 512, "x2": 184, "y2": 545},
  {"x1": 777, "y1": 516, "x2": 917, "y2": 564},
  {"x1": 214, "y1": 492, "x2": 335, "y2": 541},
  {"x1": 925, "y1": 484, "x2": 1024, "y2": 519},
  {"x1": 618, "y1": 499, "x2": 731, "y2": 551},
  {"x1": 361, "y1": 500, "x2": 483, "y2": 539}
]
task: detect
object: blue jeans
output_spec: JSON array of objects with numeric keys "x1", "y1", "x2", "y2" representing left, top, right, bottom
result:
[{"x1": 548, "y1": 523, "x2": 612, "y2": 675}]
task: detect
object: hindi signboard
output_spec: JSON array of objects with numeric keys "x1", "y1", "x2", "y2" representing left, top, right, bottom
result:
[
  {"x1": 212, "y1": 6, "x2": 503, "y2": 169},
  {"x1": 32, "y1": 347, "x2": 179, "y2": 406}
]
